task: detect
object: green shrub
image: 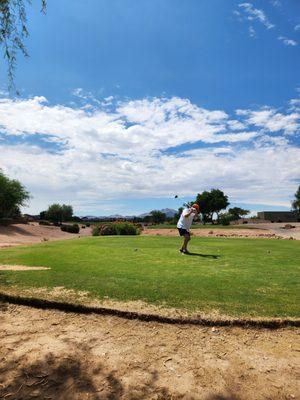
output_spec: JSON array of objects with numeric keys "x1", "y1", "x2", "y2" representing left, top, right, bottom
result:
[
  {"x1": 92, "y1": 222, "x2": 140, "y2": 236},
  {"x1": 114, "y1": 222, "x2": 140, "y2": 235},
  {"x1": 60, "y1": 224, "x2": 80, "y2": 234},
  {"x1": 39, "y1": 220, "x2": 52, "y2": 226},
  {"x1": 53, "y1": 221, "x2": 62, "y2": 227},
  {"x1": 221, "y1": 218, "x2": 230, "y2": 226},
  {"x1": 100, "y1": 224, "x2": 118, "y2": 236},
  {"x1": 92, "y1": 223, "x2": 109, "y2": 236},
  {"x1": 85, "y1": 222, "x2": 90, "y2": 227},
  {"x1": 81, "y1": 225, "x2": 86, "y2": 229},
  {"x1": 219, "y1": 213, "x2": 235, "y2": 226},
  {"x1": 92, "y1": 225, "x2": 100, "y2": 236}
]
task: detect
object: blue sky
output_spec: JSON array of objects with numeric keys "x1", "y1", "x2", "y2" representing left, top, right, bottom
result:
[{"x1": 0, "y1": 0, "x2": 299, "y2": 215}]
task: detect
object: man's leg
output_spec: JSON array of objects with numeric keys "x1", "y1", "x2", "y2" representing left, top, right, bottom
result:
[{"x1": 182, "y1": 233, "x2": 190, "y2": 252}]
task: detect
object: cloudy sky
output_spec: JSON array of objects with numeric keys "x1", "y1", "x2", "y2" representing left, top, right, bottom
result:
[{"x1": 0, "y1": 0, "x2": 299, "y2": 216}]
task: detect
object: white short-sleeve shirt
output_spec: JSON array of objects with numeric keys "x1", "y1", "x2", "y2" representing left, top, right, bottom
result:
[{"x1": 177, "y1": 208, "x2": 196, "y2": 231}]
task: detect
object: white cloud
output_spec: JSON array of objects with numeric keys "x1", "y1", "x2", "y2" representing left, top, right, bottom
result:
[
  {"x1": 0, "y1": 95, "x2": 299, "y2": 213},
  {"x1": 289, "y1": 98, "x2": 300, "y2": 110},
  {"x1": 235, "y1": 3, "x2": 299, "y2": 48},
  {"x1": 238, "y1": 3, "x2": 275, "y2": 29},
  {"x1": 227, "y1": 120, "x2": 246, "y2": 131},
  {"x1": 236, "y1": 108, "x2": 300, "y2": 134},
  {"x1": 269, "y1": 0, "x2": 281, "y2": 7},
  {"x1": 248, "y1": 26, "x2": 257, "y2": 38},
  {"x1": 278, "y1": 36, "x2": 297, "y2": 46}
]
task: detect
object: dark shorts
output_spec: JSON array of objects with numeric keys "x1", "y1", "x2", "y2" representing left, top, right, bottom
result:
[{"x1": 178, "y1": 228, "x2": 190, "y2": 237}]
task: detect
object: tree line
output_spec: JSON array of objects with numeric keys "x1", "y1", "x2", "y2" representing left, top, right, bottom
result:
[{"x1": 1, "y1": 170, "x2": 300, "y2": 224}]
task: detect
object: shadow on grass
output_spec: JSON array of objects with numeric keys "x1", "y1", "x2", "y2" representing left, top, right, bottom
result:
[{"x1": 186, "y1": 252, "x2": 220, "y2": 259}]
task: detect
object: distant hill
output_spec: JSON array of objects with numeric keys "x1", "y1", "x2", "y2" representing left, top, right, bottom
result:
[
  {"x1": 159, "y1": 208, "x2": 177, "y2": 218},
  {"x1": 138, "y1": 208, "x2": 177, "y2": 218},
  {"x1": 81, "y1": 208, "x2": 177, "y2": 220}
]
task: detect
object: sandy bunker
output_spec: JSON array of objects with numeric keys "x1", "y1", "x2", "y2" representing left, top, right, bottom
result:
[{"x1": 0, "y1": 265, "x2": 50, "y2": 271}]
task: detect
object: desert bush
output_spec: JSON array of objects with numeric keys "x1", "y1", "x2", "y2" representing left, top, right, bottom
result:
[
  {"x1": 39, "y1": 220, "x2": 52, "y2": 226},
  {"x1": 100, "y1": 224, "x2": 118, "y2": 236},
  {"x1": 92, "y1": 225, "x2": 100, "y2": 236},
  {"x1": 114, "y1": 222, "x2": 140, "y2": 235},
  {"x1": 0, "y1": 218, "x2": 14, "y2": 226},
  {"x1": 85, "y1": 222, "x2": 90, "y2": 227},
  {"x1": 219, "y1": 213, "x2": 235, "y2": 226},
  {"x1": 53, "y1": 221, "x2": 62, "y2": 227},
  {"x1": 60, "y1": 224, "x2": 80, "y2": 234},
  {"x1": 92, "y1": 222, "x2": 140, "y2": 236},
  {"x1": 92, "y1": 223, "x2": 109, "y2": 236},
  {"x1": 221, "y1": 219, "x2": 230, "y2": 226},
  {"x1": 134, "y1": 222, "x2": 143, "y2": 231},
  {"x1": 81, "y1": 225, "x2": 86, "y2": 229}
]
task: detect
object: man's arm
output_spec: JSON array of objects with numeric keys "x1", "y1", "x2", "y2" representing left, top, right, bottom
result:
[{"x1": 184, "y1": 208, "x2": 198, "y2": 218}]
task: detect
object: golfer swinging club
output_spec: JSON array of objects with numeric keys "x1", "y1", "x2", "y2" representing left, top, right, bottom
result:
[{"x1": 177, "y1": 203, "x2": 199, "y2": 254}]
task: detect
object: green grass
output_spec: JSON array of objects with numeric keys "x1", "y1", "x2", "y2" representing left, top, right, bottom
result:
[
  {"x1": 147, "y1": 223, "x2": 258, "y2": 229},
  {"x1": 0, "y1": 236, "x2": 299, "y2": 318}
]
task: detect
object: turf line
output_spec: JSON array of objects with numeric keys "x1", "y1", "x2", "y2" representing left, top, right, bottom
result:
[{"x1": 0, "y1": 292, "x2": 299, "y2": 329}]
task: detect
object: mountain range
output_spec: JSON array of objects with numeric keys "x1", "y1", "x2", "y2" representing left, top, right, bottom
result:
[{"x1": 81, "y1": 208, "x2": 177, "y2": 220}]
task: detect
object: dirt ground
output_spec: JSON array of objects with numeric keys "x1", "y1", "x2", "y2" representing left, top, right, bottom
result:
[
  {"x1": 0, "y1": 222, "x2": 300, "y2": 248},
  {"x1": 142, "y1": 223, "x2": 300, "y2": 240},
  {"x1": 0, "y1": 304, "x2": 299, "y2": 400},
  {"x1": 0, "y1": 265, "x2": 50, "y2": 271},
  {"x1": 142, "y1": 227, "x2": 278, "y2": 239},
  {"x1": 0, "y1": 223, "x2": 92, "y2": 248},
  {"x1": 256, "y1": 223, "x2": 300, "y2": 240}
]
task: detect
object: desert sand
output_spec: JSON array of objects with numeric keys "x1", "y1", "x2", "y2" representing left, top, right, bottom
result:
[
  {"x1": 1, "y1": 222, "x2": 300, "y2": 249},
  {"x1": 0, "y1": 223, "x2": 92, "y2": 248},
  {"x1": 0, "y1": 303, "x2": 299, "y2": 400}
]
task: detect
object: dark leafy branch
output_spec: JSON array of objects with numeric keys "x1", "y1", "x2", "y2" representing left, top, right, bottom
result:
[{"x1": 0, "y1": 0, "x2": 46, "y2": 92}]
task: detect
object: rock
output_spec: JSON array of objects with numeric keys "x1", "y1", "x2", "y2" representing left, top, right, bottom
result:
[{"x1": 282, "y1": 224, "x2": 295, "y2": 230}]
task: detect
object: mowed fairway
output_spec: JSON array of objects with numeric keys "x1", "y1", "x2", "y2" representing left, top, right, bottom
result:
[{"x1": 0, "y1": 236, "x2": 299, "y2": 318}]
